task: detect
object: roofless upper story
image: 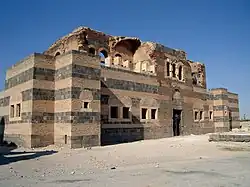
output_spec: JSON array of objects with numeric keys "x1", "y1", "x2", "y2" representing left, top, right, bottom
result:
[{"x1": 43, "y1": 26, "x2": 207, "y2": 89}]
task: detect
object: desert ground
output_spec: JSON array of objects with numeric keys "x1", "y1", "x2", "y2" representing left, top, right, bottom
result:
[{"x1": 1, "y1": 134, "x2": 250, "y2": 187}]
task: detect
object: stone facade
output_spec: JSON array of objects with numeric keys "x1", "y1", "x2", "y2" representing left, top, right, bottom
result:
[{"x1": 0, "y1": 27, "x2": 240, "y2": 148}]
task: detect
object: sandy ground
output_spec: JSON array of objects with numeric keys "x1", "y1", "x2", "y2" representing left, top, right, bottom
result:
[{"x1": 1, "y1": 134, "x2": 250, "y2": 187}]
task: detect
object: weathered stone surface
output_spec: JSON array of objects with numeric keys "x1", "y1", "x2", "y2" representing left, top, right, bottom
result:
[
  {"x1": 209, "y1": 132, "x2": 250, "y2": 142},
  {"x1": 213, "y1": 94, "x2": 228, "y2": 100},
  {"x1": 5, "y1": 68, "x2": 34, "y2": 89},
  {"x1": 101, "y1": 78, "x2": 158, "y2": 94},
  {"x1": 71, "y1": 135, "x2": 100, "y2": 148},
  {"x1": 54, "y1": 87, "x2": 100, "y2": 100},
  {"x1": 54, "y1": 112, "x2": 100, "y2": 123},
  {"x1": 4, "y1": 134, "x2": 31, "y2": 147},
  {"x1": 228, "y1": 98, "x2": 238, "y2": 103},
  {"x1": 0, "y1": 97, "x2": 10, "y2": 107},
  {"x1": 214, "y1": 116, "x2": 229, "y2": 122},
  {"x1": 33, "y1": 67, "x2": 55, "y2": 81},
  {"x1": 55, "y1": 64, "x2": 100, "y2": 81},
  {"x1": 5, "y1": 67, "x2": 55, "y2": 89},
  {"x1": 101, "y1": 128, "x2": 144, "y2": 146},
  {"x1": 22, "y1": 88, "x2": 55, "y2": 101}
]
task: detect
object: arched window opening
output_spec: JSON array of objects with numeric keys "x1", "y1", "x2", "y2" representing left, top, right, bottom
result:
[
  {"x1": 142, "y1": 62, "x2": 148, "y2": 72},
  {"x1": 115, "y1": 54, "x2": 122, "y2": 58},
  {"x1": 166, "y1": 62, "x2": 170, "y2": 76},
  {"x1": 89, "y1": 47, "x2": 96, "y2": 55},
  {"x1": 114, "y1": 54, "x2": 122, "y2": 65},
  {"x1": 192, "y1": 73, "x2": 197, "y2": 85},
  {"x1": 172, "y1": 64, "x2": 176, "y2": 78},
  {"x1": 178, "y1": 66, "x2": 183, "y2": 80},
  {"x1": 99, "y1": 50, "x2": 108, "y2": 65},
  {"x1": 55, "y1": 52, "x2": 61, "y2": 57}
]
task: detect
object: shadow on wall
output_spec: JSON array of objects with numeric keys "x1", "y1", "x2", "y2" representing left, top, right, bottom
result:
[
  {"x1": 100, "y1": 81, "x2": 144, "y2": 146},
  {"x1": 0, "y1": 149, "x2": 57, "y2": 166},
  {"x1": 0, "y1": 117, "x2": 5, "y2": 144}
]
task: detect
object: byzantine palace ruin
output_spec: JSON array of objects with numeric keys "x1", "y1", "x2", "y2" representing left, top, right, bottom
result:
[{"x1": 0, "y1": 27, "x2": 240, "y2": 148}]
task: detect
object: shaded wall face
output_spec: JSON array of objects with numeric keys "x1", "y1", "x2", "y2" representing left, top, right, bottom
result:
[
  {"x1": 100, "y1": 63, "x2": 217, "y2": 144},
  {"x1": 0, "y1": 96, "x2": 9, "y2": 144},
  {"x1": 113, "y1": 45, "x2": 134, "y2": 61},
  {"x1": 100, "y1": 65, "x2": 173, "y2": 145}
]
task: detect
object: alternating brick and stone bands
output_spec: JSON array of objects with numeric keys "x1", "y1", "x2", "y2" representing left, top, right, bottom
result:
[
  {"x1": 0, "y1": 51, "x2": 102, "y2": 148},
  {"x1": 0, "y1": 48, "x2": 240, "y2": 148},
  {"x1": 52, "y1": 51, "x2": 101, "y2": 148}
]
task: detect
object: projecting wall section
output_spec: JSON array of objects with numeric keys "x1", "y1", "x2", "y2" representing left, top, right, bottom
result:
[
  {"x1": 70, "y1": 51, "x2": 101, "y2": 148},
  {"x1": 208, "y1": 88, "x2": 240, "y2": 132},
  {"x1": 3, "y1": 54, "x2": 36, "y2": 147},
  {"x1": 228, "y1": 91, "x2": 240, "y2": 128},
  {"x1": 31, "y1": 54, "x2": 55, "y2": 147},
  {"x1": 53, "y1": 51, "x2": 101, "y2": 148}
]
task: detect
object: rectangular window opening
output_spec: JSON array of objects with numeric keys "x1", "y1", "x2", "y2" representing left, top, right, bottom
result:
[
  {"x1": 166, "y1": 62, "x2": 170, "y2": 76},
  {"x1": 101, "y1": 95, "x2": 109, "y2": 104},
  {"x1": 172, "y1": 64, "x2": 176, "y2": 77},
  {"x1": 200, "y1": 111, "x2": 203, "y2": 120},
  {"x1": 83, "y1": 102, "x2": 89, "y2": 109},
  {"x1": 194, "y1": 111, "x2": 198, "y2": 120},
  {"x1": 141, "y1": 108, "x2": 148, "y2": 119},
  {"x1": 64, "y1": 135, "x2": 67, "y2": 144},
  {"x1": 110, "y1": 106, "x2": 118, "y2": 118},
  {"x1": 151, "y1": 109, "x2": 157, "y2": 119},
  {"x1": 16, "y1": 103, "x2": 21, "y2": 117},
  {"x1": 123, "y1": 107, "x2": 130, "y2": 119},
  {"x1": 10, "y1": 105, "x2": 14, "y2": 118},
  {"x1": 209, "y1": 111, "x2": 213, "y2": 120}
]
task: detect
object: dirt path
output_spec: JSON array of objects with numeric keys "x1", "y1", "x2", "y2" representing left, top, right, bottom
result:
[{"x1": 0, "y1": 134, "x2": 250, "y2": 187}]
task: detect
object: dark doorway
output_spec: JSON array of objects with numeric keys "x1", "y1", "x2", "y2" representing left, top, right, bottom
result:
[
  {"x1": 0, "y1": 117, "x2": 5, "y2": 144},
  {"x1": 229, "y1": 111, "x2": 232, "y2": 131},
  {"x1": 173, "y1": 109, "x2": 181, "y2": 136}
]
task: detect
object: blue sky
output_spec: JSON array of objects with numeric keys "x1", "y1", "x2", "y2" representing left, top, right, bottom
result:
[{"x1": 0, "y1": 0, "x2": 249, "y2": 118}]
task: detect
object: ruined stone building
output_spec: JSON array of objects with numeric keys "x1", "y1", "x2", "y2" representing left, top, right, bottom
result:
[{"x1": 0, "y1": 27, "x2": 240, "y2": 148}]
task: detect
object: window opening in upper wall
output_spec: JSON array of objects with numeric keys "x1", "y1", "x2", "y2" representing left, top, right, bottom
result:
[
  {"x1": 99, "y1": 50, "x2": 108, "y2": 65},
  {"x1": 89, "y1": 47, "x2": 96, "y2": 55},
  {"x1": 166, "y1": 62, "x2": 170, "y2": 76},
  {"x1": 178, "y1": 66, "x2": 182, "y2": 80},
  {"x1": 172, "y1": 64, "x2": 176, "y2": 77}
]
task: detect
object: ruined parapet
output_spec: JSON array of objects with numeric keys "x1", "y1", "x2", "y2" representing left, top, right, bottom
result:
[
  {"x1": 188, "y1": 61, "x2": 206, "y2": 88},
  {"x1": 108, "y1": 36, "x2": 141, "y2": 68},
  {"x1": 44, "y1": 26, "x2": 111, "y2": 57}
]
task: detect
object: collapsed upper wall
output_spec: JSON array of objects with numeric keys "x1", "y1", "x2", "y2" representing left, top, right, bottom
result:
[
  {"x1": 43, "y1": 26, "x2": 205, "y2": 88},
  {"x1": 44, "y1": 27, "x2": 111, "y2": 56},
  {"x1": 188, "y1": 60, "x2": 206, "y2": 88},
  {"x1": 44, "y1": 26, "x2": 187, "y2": 61}
]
